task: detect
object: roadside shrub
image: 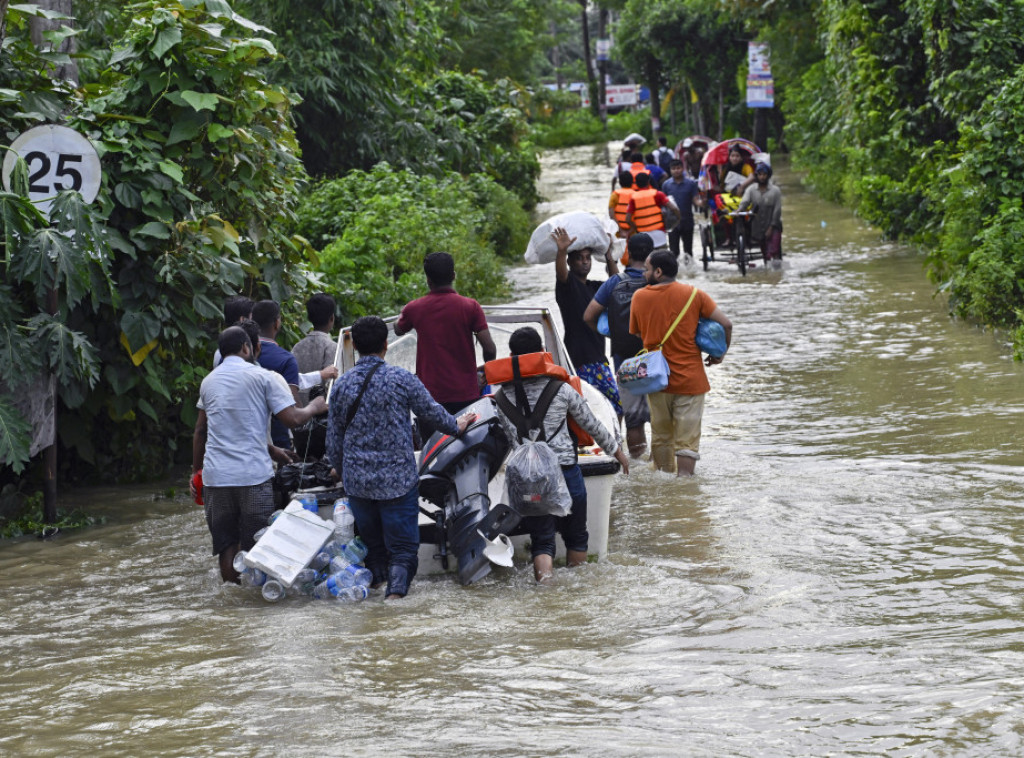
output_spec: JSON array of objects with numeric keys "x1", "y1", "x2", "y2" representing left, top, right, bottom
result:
[{"x1": 296, "y1": 166, "x2": 519, "y2": 322}]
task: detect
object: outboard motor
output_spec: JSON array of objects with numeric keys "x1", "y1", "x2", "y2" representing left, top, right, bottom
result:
[{"x1": 418, "y1": 397, "x2": 517, "y2": 585}]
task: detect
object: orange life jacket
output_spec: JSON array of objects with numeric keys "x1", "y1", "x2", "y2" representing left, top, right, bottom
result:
[
  {"x1": 484, "y1": 352, "x2": 595, "y2": 447},
  {"x1": 630, "y1": 187, "x2": 664, "y2": 232},
  {"x1": 613, "y1": 187, "x2": 635, "y2": 234},
  {"x1": 629, "y1": 161, "x2": 648, "y2": 179}
]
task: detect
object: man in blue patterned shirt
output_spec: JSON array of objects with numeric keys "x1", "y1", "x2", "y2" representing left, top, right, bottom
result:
[{"x1": 327, "y1": 316, "x2": 473, "y2": 599}]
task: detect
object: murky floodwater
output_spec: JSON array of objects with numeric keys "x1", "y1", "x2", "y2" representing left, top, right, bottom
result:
[{"x1": 3, "y1": 145, "x2": 1024, "y2": 757}]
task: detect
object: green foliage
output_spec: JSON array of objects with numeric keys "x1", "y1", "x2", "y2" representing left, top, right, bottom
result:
[
  {"x1": 616, "y1": 0, "x2": 744, "y2": 137},
  {"x1": 293, "y1": 165, "x2": 525, "y2": 322},
  {"x1": 439, "y1": 0, "x2": 562, "y2": 83},
  {"x1": 773, "y1": 0, "x2": 1024, "y2": 356},
  {"x1": 531, "y1": 108, "x2": 609, "y2": 149},
  {"x1": 0, "y1": 491, "x2": 104, "y2": 539},
  {"x1": 236, "y1": 1, "x2": 541, "y2": 208},
  {"x1": 236, "y1": 0, "x2": 443, "y2": 176},
  {"x1": 530, "y1": 105, "x2": 652, "y2": 150},
  {"x1": 1, "y1": 1, "x2": 319, "y2": 478}
]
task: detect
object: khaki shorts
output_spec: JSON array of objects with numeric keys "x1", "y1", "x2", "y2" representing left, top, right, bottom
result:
[{"x1": 647, "y1": 392, "x2": 705, "y2": 470}]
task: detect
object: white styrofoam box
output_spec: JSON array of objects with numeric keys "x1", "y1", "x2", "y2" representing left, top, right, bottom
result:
[{"x1": 243, "y1": 501, "x2": 335, "y2": 587}]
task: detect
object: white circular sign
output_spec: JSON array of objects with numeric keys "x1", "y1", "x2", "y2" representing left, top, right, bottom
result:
[{"x1": 1, "y1": 124, "x2": 101, "y2": 214}]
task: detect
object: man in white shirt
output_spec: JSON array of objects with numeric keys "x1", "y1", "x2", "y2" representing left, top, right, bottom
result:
[{"x1": 191, "y1": 326, "x2": 327, "y2": 582}]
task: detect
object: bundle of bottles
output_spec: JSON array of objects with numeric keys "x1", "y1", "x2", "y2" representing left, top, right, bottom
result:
[{"x1": 234, "y1": 498, "x2": 373, "y2": 604}]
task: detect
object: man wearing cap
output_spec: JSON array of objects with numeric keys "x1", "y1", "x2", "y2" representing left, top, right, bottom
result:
[{"x1": 738, "y1": 162, "x2": 783, "y2": 262}]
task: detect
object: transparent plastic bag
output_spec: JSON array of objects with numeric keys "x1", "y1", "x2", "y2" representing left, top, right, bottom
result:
[{"x1": 504, "y1": 433, "x2": 571, "y2": 518}]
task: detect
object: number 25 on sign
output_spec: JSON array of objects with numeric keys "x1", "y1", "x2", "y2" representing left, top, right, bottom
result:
[{"x1": 1, "y1": 124, "x2": 102, "y2": 214}]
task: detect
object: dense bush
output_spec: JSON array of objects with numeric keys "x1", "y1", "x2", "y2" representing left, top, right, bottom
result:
[
  {"x1": 531, "y1": 106, "x2": 658, "y2": 150},
  {"x1": 292, "y1": 165, "x2": 530, "y2": 322},
  {"x1": 777, "y1": 0, "x2": 1024, "y2": 357},
  {"x1": 0, "y1": 2, "x2": 316, "y2": 479}
]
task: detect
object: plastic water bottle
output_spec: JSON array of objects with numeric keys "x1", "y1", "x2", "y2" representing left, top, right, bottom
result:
[
  {"x1": 268, "y1": 509, "x2": 284, "y2": 525},
  {"x1": 232, "y1": 550, "x2": 249, "y2": 573},
  {"x1": 310, "y1": 550, "x2": 332, "y2": 572},
  {"x1": 261, "y1": 579, "x2": 286, "y2": 603},
  {"x1": 253, "y1": 526, "x2": 269, "y2": 542},
  {"x1": 291, "y1": 568, "x2": 320, "y2": 596},
  {"x1": 294, "y1": 496, "x2": 319, "y2": 513},
  {"x1": 313, "y1": 574, "x2": 370, "y2": 600},
  {"x1": 339, "y1": 536, "x2": 368, "y2": 565},
  {"x1": 240, "y1": 567, "x2": 267, "y2": 588},
  {"x1": 323, "y1": 561, "x2": 373, "y2": 589},
  {"x1": 332, "y1": 499, "x2": 355, "y2": 542}
]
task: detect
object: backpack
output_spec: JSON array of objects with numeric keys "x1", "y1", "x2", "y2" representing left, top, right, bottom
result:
[
  {"x1": 606, "y1": 272, "x2": 646, "y2": 358},
  {"x1": 493, "y1": 374, "x2": 572, "y2": 518},
  {"x1": 657, "y1": 146, "x2": 673, "y2": 173}
]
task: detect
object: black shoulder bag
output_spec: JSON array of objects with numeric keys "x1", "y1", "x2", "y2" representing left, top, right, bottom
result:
[{"x1": 336, "y1": 362, "x2": 383, "y2": 483}]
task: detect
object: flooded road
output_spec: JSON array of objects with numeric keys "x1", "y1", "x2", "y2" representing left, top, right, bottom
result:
[{"x1": 2, "y1": 144, "x2": 1024, "y2": 756}]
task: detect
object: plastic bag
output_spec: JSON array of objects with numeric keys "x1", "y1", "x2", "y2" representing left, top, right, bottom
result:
[
  {"x1": 524, "y1": 211, "x2": 613, "y2": 265},
  {"x1": 504, "y1": 434, "x2": 571, "y2": 518},
  {"x1": 723, "y1": 170, "x2": 746, "y2": 194},
  {"x1": 696, "y1": 318, "x2": 728, "y2": 358}
]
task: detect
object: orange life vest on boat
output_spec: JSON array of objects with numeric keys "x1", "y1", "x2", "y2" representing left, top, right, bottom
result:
[
  {"x1": 629, "y1": 187, "x2": 664, "y2": 233},
  {"x1": 484, "y1": 352, "x2": 595, "y2": 447},
  {"x1": 613, "y1": 187, "x2": 635, "y2": 235}
]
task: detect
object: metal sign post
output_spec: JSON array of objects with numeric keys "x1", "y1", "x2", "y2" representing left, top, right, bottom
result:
[{"x1": 2, "y1": 124, "x2": 102, "y2": 523}]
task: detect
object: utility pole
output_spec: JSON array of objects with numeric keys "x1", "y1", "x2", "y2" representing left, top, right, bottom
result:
[
  {"x1": 597, "y1": 6, "x2": 608, "y2": 126},
  {"x1": 30, "y1": 0, "x2": 79, "y2": 523}
]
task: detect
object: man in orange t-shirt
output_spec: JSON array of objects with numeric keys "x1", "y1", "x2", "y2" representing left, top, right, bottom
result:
[{"x1": 629, "y1": 250, "x2": 732, "y2": 476}]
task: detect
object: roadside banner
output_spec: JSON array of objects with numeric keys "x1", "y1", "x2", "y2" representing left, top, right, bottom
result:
[{"x1": 746, "y1": 42, "x2": 774, "y2": 108}]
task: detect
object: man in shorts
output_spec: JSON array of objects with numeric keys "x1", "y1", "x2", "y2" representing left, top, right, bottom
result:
[
  {"x1": 582, "y1": 233, "x2": 657, "y2": 458},
  {"x1": 191, "y1": 326, "x2": 328, "y2": 582},
  {"x1": 629, "y1": 251, "x2": 732, "y2": 476}
]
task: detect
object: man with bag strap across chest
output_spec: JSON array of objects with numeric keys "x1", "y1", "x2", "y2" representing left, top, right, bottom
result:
[{"x1": 629, "y1": 251, "x2": 732, "y2": 476}]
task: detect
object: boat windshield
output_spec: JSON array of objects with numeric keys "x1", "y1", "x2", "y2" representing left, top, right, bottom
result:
[{"x1": 331, "y1": 306, "x2": 573, "y2": 377}]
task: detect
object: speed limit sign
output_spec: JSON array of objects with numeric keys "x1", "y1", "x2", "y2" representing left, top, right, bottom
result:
[{"x1": 1, "y1": 124, "x2": 101, "y2": 214}]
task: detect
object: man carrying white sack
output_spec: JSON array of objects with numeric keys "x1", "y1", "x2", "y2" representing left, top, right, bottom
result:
[{"x1": 552, "y1": 227, "x2": 623, "y2": 422}]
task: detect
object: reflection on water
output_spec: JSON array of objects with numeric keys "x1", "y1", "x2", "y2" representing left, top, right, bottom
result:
[{"x1": 2, "y1": 145, "x2": 1024, "y2": 757}]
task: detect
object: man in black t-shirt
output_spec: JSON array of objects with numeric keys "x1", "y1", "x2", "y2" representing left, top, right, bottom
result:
[{"x1": 552, "y1": 227, "x2": 623, "y2": 421}]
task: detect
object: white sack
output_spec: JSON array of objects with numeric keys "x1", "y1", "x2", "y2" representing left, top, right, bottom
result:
[
  {"x1": 723, "y1": 170, "x2": 746, "y2": 194},
  {"x1": 524, "y1": 211, "x2": 614, "y2": 265},
  {"x1": 752, "y1": 152, "x2": 771, "y2": 166},
  {"x1": 602, "y1": 217, "x2": 626, "y2": 262}
]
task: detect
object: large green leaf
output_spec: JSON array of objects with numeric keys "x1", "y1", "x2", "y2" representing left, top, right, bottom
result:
[
  {"x1": 180, "y1": 90, "x2": 219, "y2": 112},
  {"x1": 26, "y1": 316, "x2": 100, "y2": 402},
  {"x1": 152, "y1": 28, "x2": 182, "y2": 59},
  {"x1": 121, "y1": 310, "x2": 162, "y2": 352},
  {"x1": 0, "y1": 393, "x2": 33, "y2": 474}
]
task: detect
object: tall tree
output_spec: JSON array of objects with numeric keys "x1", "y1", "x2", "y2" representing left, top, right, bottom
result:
[
  {"x1": 578, "y1": 0, "x2": 600, "y2": 117},
  {"x1": 28, "y1": 0, "x2": 77, "y2": 84}
]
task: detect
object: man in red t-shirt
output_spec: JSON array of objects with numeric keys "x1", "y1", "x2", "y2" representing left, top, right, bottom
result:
[
  {"x1": 395, "y1": 252, "x2": 497, "y2": 440},
  {"x1": 629, "y1": 250, "x2": 732, "y2": 477}
]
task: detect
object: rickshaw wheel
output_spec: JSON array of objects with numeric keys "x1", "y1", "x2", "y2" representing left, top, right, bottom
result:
[
  {"x1": 700, "y1": 228, "x2": 710, "y2": 270},
  {"x1": 737, "y1": 233, "x2": 747, "y2": 276}
]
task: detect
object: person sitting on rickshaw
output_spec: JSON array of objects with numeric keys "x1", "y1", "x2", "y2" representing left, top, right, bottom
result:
[
  {"x1": 714, "y1": 145, "x2": 755, "y2": 196},
  {"x1": 738, "y1": 162, "x2": 783, "y2": 261}
]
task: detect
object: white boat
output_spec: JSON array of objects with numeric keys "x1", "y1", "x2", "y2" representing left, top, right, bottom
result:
[{"x1": 311, "y1": 306, "x2": 622, "y2": 584}]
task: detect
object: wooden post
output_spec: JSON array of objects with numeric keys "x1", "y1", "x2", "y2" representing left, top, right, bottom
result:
[{"x1": 43, "y1": 287, "x2": 58, "y2": 523}]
